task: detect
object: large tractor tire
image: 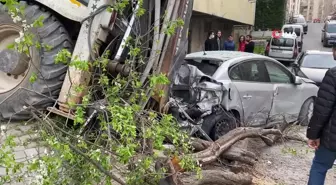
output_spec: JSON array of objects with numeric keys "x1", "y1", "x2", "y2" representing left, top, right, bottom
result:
[{"x1": 0, "y1": 2, "x2": 72, "y2": 120}]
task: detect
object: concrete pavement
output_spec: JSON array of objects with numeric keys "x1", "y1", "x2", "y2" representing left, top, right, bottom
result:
[{"x1": 303, "y1": 23, "x2": 331, "y2": 52}]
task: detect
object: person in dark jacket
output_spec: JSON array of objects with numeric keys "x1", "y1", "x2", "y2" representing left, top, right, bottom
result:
[
  {"x1": 204, "y1": 30, "x2": 215, "y2": 51},
  {"x1": 245, "y1": 35, "x2": 255, "y2": 53},
  {"x1": 224, "y1": 35, "x2": 235, "y2": 51},
  {"x1": 213, "y1": 30, "x2": 224, "y2": 51},
  {"x1": 306, "y1": 44, "x2": 336, "y2": 185}
]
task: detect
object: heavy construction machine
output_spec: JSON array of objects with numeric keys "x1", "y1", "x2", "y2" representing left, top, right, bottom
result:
[{"x1": 0, "y1": 0, "x2": 193, "y2": 120}]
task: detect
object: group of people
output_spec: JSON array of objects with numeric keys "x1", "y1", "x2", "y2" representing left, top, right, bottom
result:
[{"x1": 204, "y1": 30, "x2": 255, "y2": 53}]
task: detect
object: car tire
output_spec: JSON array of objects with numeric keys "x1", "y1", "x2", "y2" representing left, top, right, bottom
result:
[
  {"x1": 208, "y1": 110, "x2": 238, "y2": 140},
  {"x1": 298, "y1": 98, "x2": 314, "y2": 126},
  {"x1": 0, "y1": 2, "x2": 72, "y2": 120},
  {"x1": 323, "y1": 39, "x2": 328, "y2": 47}
]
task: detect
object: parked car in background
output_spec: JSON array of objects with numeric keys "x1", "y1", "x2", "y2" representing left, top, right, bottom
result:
[
  {"x1": 265, "y1": 33, "x2": 300, "y2": 63},
  {"x1": 281, "y1": 24, "x2": 304, "y2": 49},
  {"x1": 321, "y1": 20, "x2": 336, "y2": 47},
  {"x1": 313, "y1": 18, "x2": 320, "y2": 23},
  {"x1": 169, "y1": 51, "x2": 318, "y2": 140},
  {"x1": 291, "y1": 14, "x2": 308, "y2": 34},
  {"x1": 291, "y1": 50, "x2": 336, "y2": 86}
]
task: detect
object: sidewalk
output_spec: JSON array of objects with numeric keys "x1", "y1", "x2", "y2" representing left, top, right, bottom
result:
[{"x1": 0, "y1": 122, "x2": 47, "y2": 185}]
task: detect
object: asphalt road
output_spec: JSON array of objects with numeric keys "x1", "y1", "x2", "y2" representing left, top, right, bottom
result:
[{"x1": 303, "y1": 23, "x2": 331, "y2": 52}]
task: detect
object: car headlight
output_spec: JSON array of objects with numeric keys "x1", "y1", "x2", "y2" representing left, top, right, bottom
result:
[{"x1": 326, "y1": 33, "x2": 331, "y2": 38}]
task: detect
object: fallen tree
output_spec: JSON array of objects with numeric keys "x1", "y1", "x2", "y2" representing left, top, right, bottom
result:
[{"x1": 159, "y1": 123, "x2": 308, "y2": 185}]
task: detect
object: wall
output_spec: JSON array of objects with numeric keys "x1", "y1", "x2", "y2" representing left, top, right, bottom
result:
[{"x1": 192, "y1": 0, "x2": 256, "y2": 25}]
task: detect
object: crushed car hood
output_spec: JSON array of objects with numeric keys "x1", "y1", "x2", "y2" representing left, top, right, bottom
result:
[{"x1": 171, "y1": 64, "x2": 229, "y2": 112}]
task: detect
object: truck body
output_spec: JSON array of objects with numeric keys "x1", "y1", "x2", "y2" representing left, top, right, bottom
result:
[{"x1": 0, "y1": 0, "x2": 193, "y2": 120}]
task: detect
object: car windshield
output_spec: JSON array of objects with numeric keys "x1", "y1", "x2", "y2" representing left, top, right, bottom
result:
[
  {"x1": 293, "y1": 17, "x2": 305, "y2": 23},
  {"x1": 283, "y1": 27, "x2": 301, "y2": 36},
  {"x1": 327, "y1": 24, "x2": 336, "y2": 33},
  {"x1": 184, "y1": 59, "x2": 221, "y2": 76},
  {"x1": 301, "y1": 54, "x2": 336, "y2": 69},
  {"x1": 271, "y1": 38, "x2": 294, "y2": 47}
]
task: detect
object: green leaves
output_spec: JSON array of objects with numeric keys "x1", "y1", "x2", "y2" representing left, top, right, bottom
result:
[
  {"x1": 55, "y1": 49, "x2": 72, "y2": 64},
  {"x1": 29, "y1": 72, "x2": 37, "y2": 83},
  {"x1": 1, "y1": 0, "x2": 200, "y2": 184},
  {"x1": 255, "y1": 0, "x2": 286, "y2": 30},
  {"x1": 32, "y1": 15, "x2": 44, "y2": 27}
]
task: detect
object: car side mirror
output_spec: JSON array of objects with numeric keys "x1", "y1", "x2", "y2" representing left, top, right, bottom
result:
[
  {"x1": 294, "y1": 76, "x2": 302, "y2": 85},
  {"x1": 322, "y1": 29, "x2": 325, "y2": 32}
]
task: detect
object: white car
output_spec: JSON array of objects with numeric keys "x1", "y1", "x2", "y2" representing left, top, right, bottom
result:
[
  {"x1": 170, "y1": 51, "x2": 318, "y2": 140},
  {"x1": 281, "y1": 24, "x2": 304, "y2": 51},
  {"x1": 265, "y1": 33, "x2": 300, "y2": 63}
]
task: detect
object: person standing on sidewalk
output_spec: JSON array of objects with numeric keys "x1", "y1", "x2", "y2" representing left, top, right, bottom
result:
[
  {"x1": 306, "y1": 44, "x2": 336, "y2": 185},
  {"x1": 204, "y1": 30, "x2": 215, "y2": 51},
  {"x1": 213, "y1": 30, "x2": 224, "y2": 51},
  {"x1": 245, "y1": 35, "x2": 255, "y2": 53},
  {"x1": 238, "y1": 35, "x2": 246, "y2": 52},
  {"x1": 224, "y1": 35, "x2": 235, "y2": 51}
]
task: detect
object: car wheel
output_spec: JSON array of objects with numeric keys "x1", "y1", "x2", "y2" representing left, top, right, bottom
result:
[
  {"x1": 323, "y1": 39, "x2": 328, "y2": 47},
  {"x1": 209, "y1": 111, "x2": 238, "y2": 140},
  {"x1": 0, "y1": 2, "x2": 72, "y2": 120},
  {"x1": 298, "y1": 98, "x2": 314, "y2": 126}
]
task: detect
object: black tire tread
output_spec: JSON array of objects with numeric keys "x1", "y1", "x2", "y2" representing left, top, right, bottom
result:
[
  {"x1": 0, "y1": 2, "x2": 73, "y2": 120},
  {"x1": 298, "y1": 97, "x2": 314, "y2": 126}
]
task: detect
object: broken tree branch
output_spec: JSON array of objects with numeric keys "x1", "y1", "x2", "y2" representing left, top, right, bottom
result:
[
  {"x1": 181, "y1": 170, "x2": 253, "y2": 185},
  {"x1": 192, "y1": 127, "x2": 282, "y2": 165}
]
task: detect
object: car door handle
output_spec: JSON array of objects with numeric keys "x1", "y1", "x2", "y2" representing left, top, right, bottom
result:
[{"x1": 243, "y1": 95, "x2": 252, "y2": 99}]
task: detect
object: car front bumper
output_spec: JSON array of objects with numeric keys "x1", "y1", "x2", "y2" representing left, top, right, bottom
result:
[{"x1": 325, "y1": 38, "x2": 336, "y2": 45}]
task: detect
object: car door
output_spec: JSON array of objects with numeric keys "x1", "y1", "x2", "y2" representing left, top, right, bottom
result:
[
  {"x1": 264, "y1": 60, "x2": 303, "y2": 123},
  {"x1": 229, "y1": 60, "x2": 274, "y2": 127}
]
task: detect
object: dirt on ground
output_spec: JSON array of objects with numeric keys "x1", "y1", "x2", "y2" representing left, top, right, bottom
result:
[{"x1": 246, "y1": 127, "x2": 336, "y2": 185}]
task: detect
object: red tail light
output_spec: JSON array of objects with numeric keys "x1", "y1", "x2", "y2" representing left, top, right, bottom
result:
[{"x1": 265, "y1": 43, "x2": 270, "y2": 56}]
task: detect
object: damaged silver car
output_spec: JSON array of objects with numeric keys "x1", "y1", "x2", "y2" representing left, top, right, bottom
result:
[{"x1": 169, "y1": 51, "x2": 318, "y2": 141}]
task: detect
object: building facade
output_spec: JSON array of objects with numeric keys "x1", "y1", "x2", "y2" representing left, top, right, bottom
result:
[
  {"x1": 286, "y1": 0, "x2": 302, "y2": 21},
  {"x1": 323, "y1": 0, "x2": 333, "y2": 18},
  {"x1": 287, "y1": 0, "x2": 327, "y2": 21},
  {"x1": 189, "y1": 0, "x2": 256, "y2": 53}
]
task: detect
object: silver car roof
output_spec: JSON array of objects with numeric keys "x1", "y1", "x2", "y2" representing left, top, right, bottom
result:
[
  {"x1": 185, "y1": 51, "x2": 267, "y2": 61},
  {"x1": 305, "y1": 50, "x2": 332, "y2": 55},
  {"x1": 185, "y1": 51, "x2": 282, "y2": 79}
]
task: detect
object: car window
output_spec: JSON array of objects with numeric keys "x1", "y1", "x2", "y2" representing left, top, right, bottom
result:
[
  {"x1": 184, "y1": 59, "x2": 222, "y2": 76},
  {"x1": 327, "y1": 24, "x2": 336, "y2": 33},
  {"x1": 271, "y1": 38, "x2": 294, "y2": 47},
  {"x1": 293, "y1": 17, "x2": 305, "y2": 23},
  {"x1": 283, "y1": 27, "x2": 301, "y2": 36},
  {"x1": 230, "y1": 61, "x2": 269, "y2": 82},
  {"x1": 229, "y1": 65, "x2": 242, "y2": 80},
  {"x1": 294, "y1": 28, "x2": 301, "y2": 36},
  {"x1": 265, "y1": 61, "x2": 292, "y2": 83},
  {"x1": 301, "y1": 54, "x2": 336, "y2": 69}
]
